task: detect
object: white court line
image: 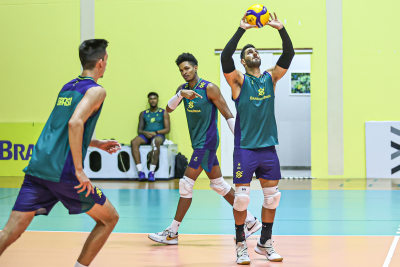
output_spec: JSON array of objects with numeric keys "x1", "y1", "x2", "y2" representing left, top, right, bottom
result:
[
  {"x1": 14, "y1": 230, "x2": 397, "y2": 237},
  {"x1": 382, "y1": 236, "x2": 399, "y2": 267}
]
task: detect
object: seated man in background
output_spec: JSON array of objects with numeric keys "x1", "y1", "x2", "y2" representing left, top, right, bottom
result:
[{"x1": 131, "y1": 92, "x2": 170, "y2": 181}]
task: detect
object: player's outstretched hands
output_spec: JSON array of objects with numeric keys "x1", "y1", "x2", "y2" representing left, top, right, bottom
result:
[
  {"x1": 98, "y1": 139, "x2": 122, "y2": 154},
  {"x1": 240, "y1": 12, "x2": 257, "y2": 30},
  {"x1": 75, "y1": 169, "x2": 94, "y2": 197},
  {"x1": 181, "y1": 89, "x2": 202, "y2": 100},
  {"x1": 266, "y1": 12, "x2": 283, "y2": 30}
]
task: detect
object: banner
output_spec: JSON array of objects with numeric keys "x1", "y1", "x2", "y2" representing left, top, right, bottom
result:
[
  {"x1": 0, "y1": 123, "x2": 45, "y2": 176},
  {"x1": 366, "y1": 121, "x2": 400, "y2": 178}
]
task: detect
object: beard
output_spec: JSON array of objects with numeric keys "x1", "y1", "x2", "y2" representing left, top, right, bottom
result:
[{"x1": 245, "y1": 58, "x2": 261, "y2": 68}]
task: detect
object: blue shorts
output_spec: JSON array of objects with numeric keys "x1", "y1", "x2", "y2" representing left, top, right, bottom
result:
[
  {"x1": 138, "y1": 134, "x2": 165, "y2": 145},
  {"x1": 13, "y1": 175, "x2": 106, "y2": 215},
  {"x1": 188, "y1": 149, "x2": 219, "y2": 173},
  {"x1": 233, "y1": 146, "x2": 281, "y2": 184}
]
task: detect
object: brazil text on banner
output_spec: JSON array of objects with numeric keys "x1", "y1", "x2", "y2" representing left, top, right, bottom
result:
[{"x1": 0, "y1": 123, "x2": 45, "y2": 176}]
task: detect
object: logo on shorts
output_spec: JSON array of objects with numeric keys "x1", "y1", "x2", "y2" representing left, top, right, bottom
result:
[
  {"x1": 188, "y1": 101, "x2": 194, "y2": 109},
  {"x1": 150, "y1": 118, "x2": 155, "y2": 123},
  {"x1": 237, "y1": 162, "x2": 241, "y2": 170},
  {"x1": 194, "y1": 157, "x2": 198, "y2": 161},
  {"x1": 96, "y1": 188, "x2": 103, "y2": 198},
  {"x1": 236, "y1": 171, "x2": 243, "y2": 178}
]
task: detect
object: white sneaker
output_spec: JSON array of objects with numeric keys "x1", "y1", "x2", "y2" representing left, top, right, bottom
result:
[
  {"x1": 254, "y1": 237, "x2": 283, "y2": 262},
  {"x1": 244, "y1": 218, "x2": 262, "y2": 238},
  {"x1": 236, "y1": 241, "x2": 251, "y2": 265},
  {"x1": 148, "y1": 227, "x2": 178, "y2": 245}
]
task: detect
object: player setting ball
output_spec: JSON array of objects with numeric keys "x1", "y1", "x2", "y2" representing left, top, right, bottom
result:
[{"x1": 221, "y1": 8, "x2": 294, "y2": 265}]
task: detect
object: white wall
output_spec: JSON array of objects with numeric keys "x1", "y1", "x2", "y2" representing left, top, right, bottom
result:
[{"x1": 274, "y1": 54, "x2": 311, "y2": 167}]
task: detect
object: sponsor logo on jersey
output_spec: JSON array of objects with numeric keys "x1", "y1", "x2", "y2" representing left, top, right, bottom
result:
[
  {"x1": 258, "y1": 88, "x2": 265, "y2": 96},
  {"x1": 187, "y1": 101, "x2": 201, "y2": 113},
  {"x1": 150, "y1": 118, "x2": 156, "y2": 123},
  {"x1": 250, "y1": 95, "x2": 271, "y2": 101},
  {"x1": 57, "y1": 97, "x2": 73, "y2": 106},
  {"x1": 199, "y1": 82, "x2": 206, "y2": 88}
]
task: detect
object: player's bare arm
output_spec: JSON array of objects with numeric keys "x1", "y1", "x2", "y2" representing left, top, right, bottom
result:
[
  {"x1": 137, "y1": 111, "x2": 152, "y2": 139},
  {"x1": 265, "y1": 12, "x2": 295, "y2": 87},
  {"x1": 89, "y1": 139, "x2": 121, "y2": 155},
  {"x1": 156, "y1": 111, "x2": 170, "y2": 135},
  {"x1": 68, "y1": 86, "x2": 106, "y2": 197},
  {"x1": 221, "y1": 13, "x2": 256, "y2": 99},
  {"x1": 166, "y1": 84, "x2": 202, "y2": 113},
  {"x1": 206, "y1": 83, "x2": 235, "y2": 134}
]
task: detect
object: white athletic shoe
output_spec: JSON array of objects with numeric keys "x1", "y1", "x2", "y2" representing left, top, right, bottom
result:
[
  {"x1": 236, "y1": 241, "x2": 251, "y2": 265},
  {"x1": 148, "y1": 227, "x2": 178, "y2": 245},
  {"x1": 254, "y1": 237, "x2": 283, "y2": 262},
  {"x1": 244, "y1": 218, "x2": 262, "y2": 238}
]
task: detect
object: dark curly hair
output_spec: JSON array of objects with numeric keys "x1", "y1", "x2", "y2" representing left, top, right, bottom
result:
[{"x1": 175, "y1": 53, "x2": 198, "y2": 67}]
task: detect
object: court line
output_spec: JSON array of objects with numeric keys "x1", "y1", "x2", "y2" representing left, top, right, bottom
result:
[
  {"x1": 17, "y1": 230, "x2": 397, "y2": 237},
  {"x1": 382, "y1": 236, "x2": 399, "y2": 267}
]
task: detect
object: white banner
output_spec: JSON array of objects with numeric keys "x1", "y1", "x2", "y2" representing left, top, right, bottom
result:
[{"x1": 366, "y1": 121, "x2": 400, "y2": 178}]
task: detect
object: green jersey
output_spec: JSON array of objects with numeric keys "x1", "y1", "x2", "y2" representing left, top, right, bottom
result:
[
  {"x1": 143, "y1": 108, "x2": 165, "y2": 132},
  {"x1": 182, "y1": 79, "x2": 219, "y2": 150},
  {"x1": 23, "y1": 76, "x2": 103, "y2": 184},
  {"x1": 234, "y1": 71, "x2": 278, "y2": 149}
]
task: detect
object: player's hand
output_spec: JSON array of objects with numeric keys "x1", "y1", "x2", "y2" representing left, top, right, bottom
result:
[
  {"x1": 144, "y1": 131, "x2": 153, "y2": 138},
  {"x1": 240, "y1": 12, "x2": 257, "y2": 30},
  {"x1": 149, "y1": 132, "x2": 157, "y2": 137},
  {"x1": 75, "y1": 169, "x2": 94, "y2": 197},
  {"x1": 266, "y1": 12, "x2": 283, "y2": 30},
  {"x1": 181, "y1": 89, "x2": 202, "y2": 100},
  {"x1": 97, "y1": 139, "x2": 121, "y2": 154}
]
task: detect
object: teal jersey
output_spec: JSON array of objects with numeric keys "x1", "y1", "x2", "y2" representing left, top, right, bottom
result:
[
  {"x1": 234, "y1": 71, "x2": 278, "y2": 149},
  {"x1": 23, "y1": 76, "x2": 103, "y2": 183},
  {"x1": 182, "y1": 79, "x2": 219, "y2": 150},
  {"x1": 143, "y1": 108, "x2": 165, "y2": 132}
]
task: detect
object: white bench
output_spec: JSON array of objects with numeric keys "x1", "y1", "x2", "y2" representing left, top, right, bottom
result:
[{"x1": 83, "y1": 144, "x2": 178, "y2": 180}]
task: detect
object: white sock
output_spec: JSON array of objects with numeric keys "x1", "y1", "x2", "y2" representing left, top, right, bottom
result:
[
  {"x1": 149, "y1": 164, "x2": 156, "y2": 172},
  {"x1": 74, "y1": 262, "x2": 87, "y2": 267},
  {"x1": 136, "y1": 163, "x2": 143, "y2": 172},
  {"x1": 169, "y1": 220, "x2": 181, "y2": 234},
  {"x1": 246, "y1": 210, "x2": 256, "y2": 222}
]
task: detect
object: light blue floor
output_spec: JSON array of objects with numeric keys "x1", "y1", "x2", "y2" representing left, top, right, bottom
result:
[{"x1": 1, "y1": 188, "x2": 400, "y2": 236}]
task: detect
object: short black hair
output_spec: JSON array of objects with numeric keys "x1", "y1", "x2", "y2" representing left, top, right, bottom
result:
[
  {"x1": 148, "y1": 92, "x2": 158, "y2": 98},
  {"x1": 175, "y1": 53, "x2": 198, "y2": 67},
  {"x1": 241, "y1": 44, "x2": 255, "y2": 59},
  {"x1": 79, "y1": 39, "x2": 109, "y2": 70}
]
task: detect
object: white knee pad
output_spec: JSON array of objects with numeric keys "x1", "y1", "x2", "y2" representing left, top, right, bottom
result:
[
  {"x1": 179, "y1": 176, "x2": 195, "y2": 198},
  {"x1": 210, "y1": 177, "x2": 231, "y2": 196},
  {"x1": 233, "y1": 186, "x2": 250, "y2": 212},
  {"x1": 262, "y1": 186, "x2": 281, "y2": 209}
]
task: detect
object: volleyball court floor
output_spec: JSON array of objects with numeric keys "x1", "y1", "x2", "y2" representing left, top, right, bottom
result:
[{"x1": 1, "y1": 177, "x2": 400, "y2": 266}]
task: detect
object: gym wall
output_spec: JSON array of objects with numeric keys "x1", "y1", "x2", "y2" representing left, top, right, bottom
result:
[{"x1": 1, "y1": 0, "x2": 398, "y2": 179}]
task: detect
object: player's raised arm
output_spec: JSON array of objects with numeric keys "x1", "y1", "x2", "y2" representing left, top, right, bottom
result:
[
  {"x1": 221, "y1": 13, "x2": 256, "y2": 99},
  {"x1": 206, "y1": 83, "x2": 235, "y2": 135},
  {"x1": 68, "y1": 86, "x2": 105, "y2": 196},
  {"x1": 266, "y1": 12, "x2": 295, "y2": 85}
]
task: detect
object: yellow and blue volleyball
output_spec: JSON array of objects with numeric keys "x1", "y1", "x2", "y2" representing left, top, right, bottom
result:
[{"x1": 246, "y1": 4, "x2": 270, "y2": 28}]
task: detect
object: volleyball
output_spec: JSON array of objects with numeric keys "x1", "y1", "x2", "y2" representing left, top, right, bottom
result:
[{"x1": 246, "y1": 4, "x2": 270, "y2": 28}]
